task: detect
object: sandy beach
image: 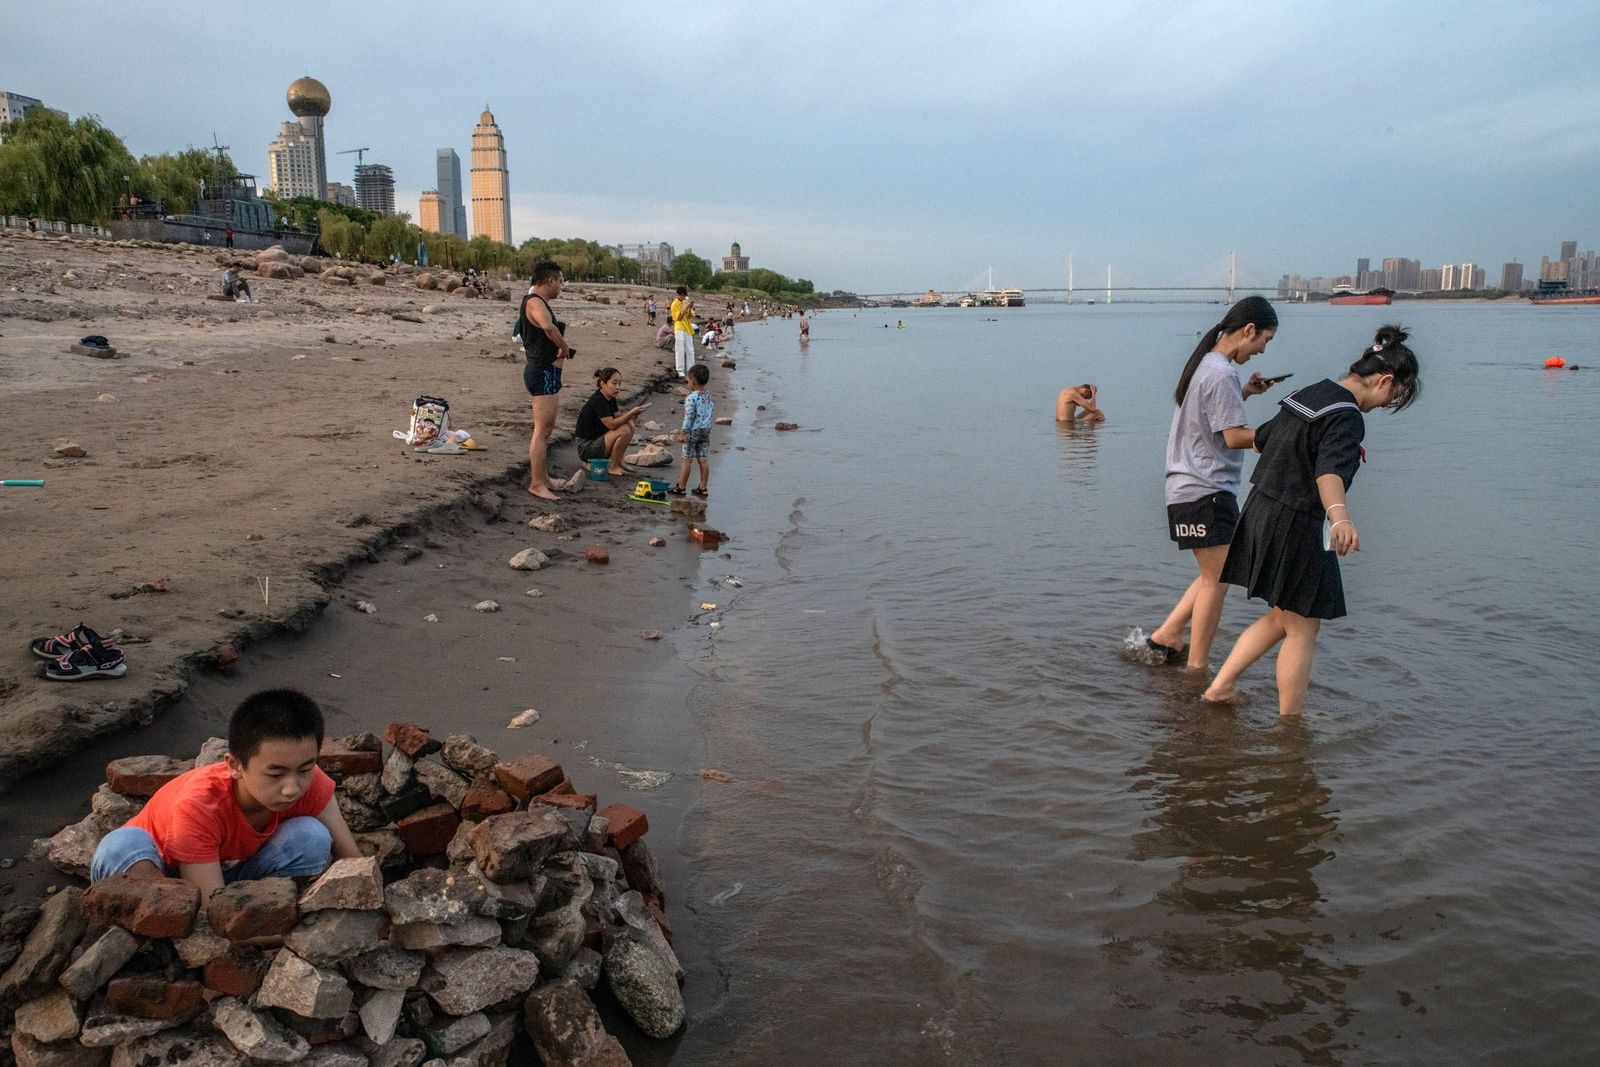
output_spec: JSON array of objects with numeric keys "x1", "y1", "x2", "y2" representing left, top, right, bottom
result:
[{"x1": 0, "y1": 229, "x2": 699, "y2": 785}]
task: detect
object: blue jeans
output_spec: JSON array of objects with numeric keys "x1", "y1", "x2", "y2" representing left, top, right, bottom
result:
[{"x1": 90, "y1": 817, "x2": 331, "y2": 883}]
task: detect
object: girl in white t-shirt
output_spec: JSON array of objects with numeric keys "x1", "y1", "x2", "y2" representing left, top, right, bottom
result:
[{"x1": 1146, "y1": 296, "x2": 1278, "y2": 671}]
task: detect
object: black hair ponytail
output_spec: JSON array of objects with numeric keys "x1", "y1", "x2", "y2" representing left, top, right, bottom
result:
[
  {"x1": 1348, "y1": 324, "x2": 1421, "y2": 411},
  {"x1": 594, "y1": 366, "x2": 620, "y2": 386},
  {"x1": 1174, "y1": 295, "x2": 1279, "y2": 405}
]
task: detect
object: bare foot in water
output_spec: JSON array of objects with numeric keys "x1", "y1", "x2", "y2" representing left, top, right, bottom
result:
[
  {"x1": 528, "y1": 485, "x2": 559, "y2": 501},
  {"x1": 1201, "y1": 684, "x2": 1240, "y2": 703}
]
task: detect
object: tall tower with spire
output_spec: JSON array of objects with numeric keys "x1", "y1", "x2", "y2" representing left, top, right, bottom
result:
[{"x1": 470, "y1": 106, "x2": 511, "y2": 245}]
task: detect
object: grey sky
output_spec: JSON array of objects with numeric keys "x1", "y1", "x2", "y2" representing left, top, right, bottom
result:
[{"x1": 5, "y1": 1, "x2": 1595, "y2": 292}]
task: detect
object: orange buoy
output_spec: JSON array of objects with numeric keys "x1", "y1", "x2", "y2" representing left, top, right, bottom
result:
[{"x1": 1544, "y1": 356, "x2": 1566, "y2": 368}]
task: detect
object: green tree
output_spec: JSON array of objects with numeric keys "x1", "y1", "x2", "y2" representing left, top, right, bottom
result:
[
  {"x1": 134, "y1": 147, "x2": 234, "y2": 215},
  {"x1": 316, "y1": 208, "x2": 365, "y2": 259},
  {"x1": 365, "y1": 212, "x2": 412, "y2": 261},
  {"x1": 0, "y1": 110, "x2": 134, "y2": 223},
  {"x1": 669, "y1": 251, "x2": 713, "y2": 288}
]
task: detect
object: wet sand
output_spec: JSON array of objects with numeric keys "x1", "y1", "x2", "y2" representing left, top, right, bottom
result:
[{"x1": 0, "y1": 228, "x2": 687, "y2": 783}]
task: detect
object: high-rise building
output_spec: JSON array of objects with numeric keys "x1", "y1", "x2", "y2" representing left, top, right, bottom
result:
[
  {"x1": 286, "y1": 77, "x2": 332, "y2": 201},
  {"x1": 1500, "y1": 262, "x2": 1523, "y2": 292},
  {"x1": 354, "y1": 164, "x2": 395, "y2": 215},
  {"x1": 1418, "y1": 268, "x2": 1443, "y2": 292},
  {"x1": 1441, "y1": 263, "x2": 1456, "y2": 290},
  {"x1": 436, "y1": 149, "x2": 467, "y2": 238},
  {"x1": 1356, "y1": 257, "x2": 1369, "y2": 279},
  {"x1": 721, "y1": 242, "x2": 750, "y2": 272},
  {"x1": 326, "y1": 182, "x2": 357, "y2": 208},
  {"x1": 1457, "y1": 263, "x2": 1478, "y2": 291},
  {"x1": 419, "y1": 191, "x2": 445, "y2": 234},
  {"x1": 470, "y1": 108, "x2": 512, "y2": 245},
  {"x1": 267, "y1": 121, "x2": 321, "y2": 199},
  {"x1": 1560, "y1": 240, "x2": 1577, "y2": 261}
]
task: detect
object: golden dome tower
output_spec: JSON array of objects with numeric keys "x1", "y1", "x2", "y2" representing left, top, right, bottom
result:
[{"x1": 286, "y1": 77, "x2": 331, "y2": 199}]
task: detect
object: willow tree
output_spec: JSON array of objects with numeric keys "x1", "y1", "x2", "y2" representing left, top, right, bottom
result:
[
  {"x1": 0, "y1": 110, "x2": 134, "y2": 223},
  {"x1": 135, "y1": 147, "x2": 234, "y2": 215}
]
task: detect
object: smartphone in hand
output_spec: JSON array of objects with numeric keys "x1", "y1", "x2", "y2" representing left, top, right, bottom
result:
[{"x1": 1261, "y1": 373, "x2": 1293, "y2": 387}]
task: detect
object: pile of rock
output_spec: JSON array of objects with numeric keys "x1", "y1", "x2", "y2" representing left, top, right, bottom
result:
[{"x1": 4, "y1": 724, "x2": 680, "y2": 1066}]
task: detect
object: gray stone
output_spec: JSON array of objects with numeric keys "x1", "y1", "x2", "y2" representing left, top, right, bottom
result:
[
  {"x1": 550, "y1": 808, "x2": 593, "y2": 849},
  {"x1": 342, "y1": 946, "x2": 424, "y2": 990},
  {"x1": 300, "y1": 855, "x2": 385, "y2": 912},
  {"x1": 195, "y1": 736, "x2": 230, "y2": 767},
  {"x1": 522, "y1": 979, "x2": 631, "y2": 1067},
  {"x1": 341, "y1": 771, "x2": 384, "y2": 806},
  {"x1": 581, "y1": 852, "x2": 621, "y2": 885},
  {"x1": 526, "y1": 904, "x2": 585, "y2": 973},
  {"x1": 285, "y1": 908, "x2": 390, "y2": 965},
  {"x1": 369, "y1": 1037, "x2": 427, "y2": 1067},
  {"x1": 391, "y1": 916, "x2": 501, "y2": 952},
  {"x1": 355, "y1": 829, "x2": 408, "y2": 869},
  {"x1": 604, "y1": 931, "x2": 685, "y2": 1039},
  {"x1": 359, "y1": 987, "x2": 406, "y2": 1045},
  {"x1": 508, "y1": 548, "x2": 549, "y2": 571},
  {"x1": 620, "y1": 840, "x2": 664, "y2": 900},
  {"x1": 414, "y1": 758, "x2": 471, "y2": 809},
  {"x1": 0, "y1": 886, "x2": 85, "y2": 1010},
  {"x1": 423, "y1": 1011, "x2": 489, "y2": 1055},
  {"x1": 445, "y1": 822, "x2": 477, "y2": 866},
  {"x1": 582, "y1": 815, "x2": 611, "y2": 854},
  {"x1": 211, "y1": 996, "x2": 310, "y2": 1062},
  {"x1": 559, "y1": 946, "x2": 603, "y2": 992},
  {"x1": 256, "y1": 948, "x2": 353, "y2": 1019},
  {"x1": 613, "y1": 890, "x2": 683, "y2": 982},
  {"x1": 540, "y1": 853, "x2": 594, "y2": 914},
  {"x1": 90, "y1": 783, "x2": 144, "y2": 824},
  {"x1": 462, "y1": 862, "x2": 542, "y2": 920},
  {"x1": 304, "y1": 1047, "x2": 368, "y2": 1067},
  {"x1": 58, "y1": 925, "x2": 140, "y2": 999},
  {"x1": 468, "y1": 809, "x2": 572, "y2": 884},
  {"x1": 13, "y1": 1031, "x2": 109, "y2": 1066},
  {"x1": 109, "y1": 1029, "x2": 243, "y2": 1067},
  {"x1": 438, "y1": 1011, "x2": 517, "y2": 1067},
  {"x1": 385, "y1": 868, "x2": 471, "y2": 925},
  {"x1": 337, "y1": 791, "x2": 388, "y2": 833},
  {"x1": 13, "y1": 988, "x2": 82, "y2": 1043},
  {"x1": 440, "y1": 736, "x2": 498, "y2": 778},
  {"x1": 173, "y1": 914, "x2": 230, "y2": 968},
  {"x1": 79, "y1": 997, "x2": 185, "y2": 1046},
  {"x1": 381, "y1": 748, "x2": 416, "y2": 794},
  {"x1": 44, "y1": 812, "x2": 106, "y2": 878},
  {"x1": 419, "y1": 947, "x2": 541, "y2": 1015}
]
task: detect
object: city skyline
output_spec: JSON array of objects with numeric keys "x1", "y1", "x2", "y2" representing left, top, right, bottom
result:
[{"x1": 4, "y1": 3, "x2": 1597, "y2": 291}]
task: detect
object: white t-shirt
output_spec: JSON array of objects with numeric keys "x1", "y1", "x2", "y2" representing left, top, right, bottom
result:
[{"x1": 1165, "y1": 352, "x2": 1247, "y2": 505}]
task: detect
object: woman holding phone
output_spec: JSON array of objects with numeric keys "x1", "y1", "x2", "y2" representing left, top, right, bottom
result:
[
  {"x1": 1146, "y1": 296, "x2": 1281, "y2": 671},
  {"x1": 574, "y1": 367, "x2": 649, "y2": 477}
]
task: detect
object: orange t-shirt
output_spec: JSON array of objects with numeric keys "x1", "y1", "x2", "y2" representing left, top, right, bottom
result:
[{"x1": 126, "y1": 762, "x2": 335, "y2": 868}]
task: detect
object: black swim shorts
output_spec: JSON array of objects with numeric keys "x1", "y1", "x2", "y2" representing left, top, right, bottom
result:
[
  {"x1": 524, "y1": 363, "x2": 562, "y2": 397},
  {"x1": 1167, "y1": 491, "x2": 1239, "y2": 550}
]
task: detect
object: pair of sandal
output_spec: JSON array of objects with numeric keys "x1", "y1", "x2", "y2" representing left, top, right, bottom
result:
[
  {"x1": 667, "y1": 485, "x2": 708, "y2": 499},
  {"x1": 31, "y1": 622, "x2": 127, "y2": 681}
]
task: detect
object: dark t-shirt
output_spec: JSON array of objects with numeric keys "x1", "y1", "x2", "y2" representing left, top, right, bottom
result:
[
  {"x1": 521, "y1": 294, "x2": 563, "y2": 371},
  {"x1": 576, "y1": 390, "x2": 618, "y2": 441},
  {"x1": 1249, "y1": 379, "x2": 1365, "y2": 516}
]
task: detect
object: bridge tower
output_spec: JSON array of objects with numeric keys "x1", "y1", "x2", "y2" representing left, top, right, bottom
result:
[{"x1": 1227, "y1": 251, "x2": 1237, "y2": 304}]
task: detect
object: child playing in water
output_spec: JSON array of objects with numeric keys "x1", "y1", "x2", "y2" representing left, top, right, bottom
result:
[
  {"x1": 670, "y1": 363, "x2": 713, "y2": 498},
  {"x1": 1147, "y1": 296, "x2": 1278, "y2": 670},
  {"x1": 1203, "y1": 325, "x2": 1421, "y2": 715}
]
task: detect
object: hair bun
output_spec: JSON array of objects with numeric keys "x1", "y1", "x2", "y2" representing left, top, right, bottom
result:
[{"x1": 1374, "y1": 324, "x2": 1409, "y2": 347}]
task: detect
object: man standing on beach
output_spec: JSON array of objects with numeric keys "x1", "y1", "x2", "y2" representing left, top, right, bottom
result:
[
  {"x1": 520, "y1": 261, "x2": 572, "y2": 501},
  {"x1": 670, "y1": 285, "x2": 696, "y2": 378}
]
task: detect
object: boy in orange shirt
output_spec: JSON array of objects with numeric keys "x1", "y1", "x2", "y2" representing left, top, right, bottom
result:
[{"x1": 90, "y1": 688, "x2": 361, "y2": 895}]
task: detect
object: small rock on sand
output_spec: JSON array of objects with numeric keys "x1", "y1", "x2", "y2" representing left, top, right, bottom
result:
[
  {"x1": 509, "y1": 549, "x2": 549, "y2": 571},
  {"x1": 528, "y1": 514, "x2": 564, "y2": 532},
  {"x1": 525, "y1": 588, "x2": 543, "y2": 598},
  {"x1": 584, "y1": 548, "x2": 609, "y2": 565},
  {"x1": 642, "y1": 630, "x2": 661, "y2": 641},
  {"x1": 52, "y1": 441, "x2": 88, "y2": 457},
  {"x1": 354, "y1": 600, "x2": 377, "y2": 614},
  {"x1": 507, "y1": 709, "x2": 541, "y2": 729},
  {"x1": 648, "y1": 538, "x2": 665, "y2": 547},
  {"x1": 714, "y1": 417, "x2": 732, "y2": 425},
  {"x1": 473, "y1": 600, "x2": 501, "y2": 613},
  {"x1": 423, "y1": 613, "x2": 439, "y2": 623}
]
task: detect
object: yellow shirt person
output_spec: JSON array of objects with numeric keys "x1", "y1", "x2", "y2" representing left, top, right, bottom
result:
[{"x1": 671, "y1": 295, "x2": 695, "y2": 335}]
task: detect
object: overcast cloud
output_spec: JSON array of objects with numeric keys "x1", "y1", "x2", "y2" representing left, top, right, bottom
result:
[{"x1": 5, "y1": 1, "x2": 1595, "y2": 291}]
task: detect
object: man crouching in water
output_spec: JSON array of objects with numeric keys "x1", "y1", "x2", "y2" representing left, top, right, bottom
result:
[{"x1": 1056, "y1": 383, "x2": 1105, "y2": 422}]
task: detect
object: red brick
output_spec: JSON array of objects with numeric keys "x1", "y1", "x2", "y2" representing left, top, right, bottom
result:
[
  {"x1": 202, "y1": 947, "x2": 270, "y2": 998},
  {"x1": 534, "y1": 792, "x2": 597, "y2": 813},
  {"x1": 384, "y1": 722, "x2": 440, "y2": 757},
  {"x1": 396, "y1": 801, "x2": 460, "y2": 855},
  {"x1": 206, "y1": 877, "x2": 299, "y2": 942},
  {"x1": 644, "y1": 897, "x2": 673, "y2": 943},
  {"x1": 596, "y1": 803, "x2": 648, "y2": 850},
  {"x1": 318, "y1": 737, "x2": 382, "y2": 775},
  {"x1": 584, "y1": 546, "x2": 610, "y2": 564},
  {"x1": 104, "y1": 755, "x2": 191, "y2": 797},
  {"x1": 493, "y1": 754, "x2": 564, "y2": 801},
  {"x1": 543, "y1": 778, "x2": 575, "y2": 796},
  {"x1": 83, "y1": 873, "x2": 199, "y2": 939},
  {"x1": 460, "y1": 776, "x2": 516, "y2": 822},
  {"x1": 106, "y1": 974, "x2": 203, "y2": 1020}
]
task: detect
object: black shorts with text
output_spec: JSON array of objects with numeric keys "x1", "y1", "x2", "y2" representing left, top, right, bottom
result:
[{"x1": 1167, "y1": 491, "x2": 1239, "y2": 550}]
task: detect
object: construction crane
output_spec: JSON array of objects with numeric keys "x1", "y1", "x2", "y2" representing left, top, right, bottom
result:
[{"x1": 337, "y1": 147, "x2": 371, "y2": 166}]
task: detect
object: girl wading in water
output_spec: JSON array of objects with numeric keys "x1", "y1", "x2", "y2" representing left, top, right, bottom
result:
[
  {"x1": 1147, "y1": 296, "x2": 1279, "y2": 670},
  {"x1": 1203, "y1": 325, "x2": 1421, "y2": 714}
]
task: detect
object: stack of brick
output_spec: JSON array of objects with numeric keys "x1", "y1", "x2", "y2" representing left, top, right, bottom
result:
[{"x1": 4, "y1": 724, "x2": 678, "y2": 1066}]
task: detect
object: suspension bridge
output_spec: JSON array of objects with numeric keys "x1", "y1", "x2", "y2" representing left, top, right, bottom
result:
[{"x1": 861, "y1": 253, "x2": 1282, "y2": 304}]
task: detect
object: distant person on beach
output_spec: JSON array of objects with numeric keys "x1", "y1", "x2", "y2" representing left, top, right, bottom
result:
[
  {"x1": 1056, "y1": 384, "x2": 1104, "y2": 422},
  {"x1": 1146, "y1": 296, "x2": 1278, "y2": 670},
  {"x1": 670, "y1": 285, "x2": 696, "y2": 378},
  {"x1": 520, "y1": 260, "x2": 572, "y2": 501},
  {"x1": 89, "y1": 689, "x2": 360, "y2": 890},
  {"x1": 576, "y1": 366, "x2": 648, "y2": 477},
  {"x1": 225, "y1": 226, "x2": 234, "y2": 249},
  {"x1": 1203, "y1": 326, "x2": 1421, "y2": 714},
  {"x1": 655, "y1": 321, "x2": 674, "y2": 350},
  {"x1": 670, "y1": 363, "x2": 713, "y2": 498},
  {"x1": 222, "y1": 263, "x2": 252, "y2": 303},
  {"x1": 646, "y1": 296, "x2": 657, "y2": 325},
  {"x1": 799, "y1": 312, "x2": 810, "y2": 340}
]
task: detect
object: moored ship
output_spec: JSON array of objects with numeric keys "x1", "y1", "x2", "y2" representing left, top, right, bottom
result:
[
  {"x1": 1328, "y1": 285, "x2": 1394, "y2": 306},
  {"x1": 1530, "y1": 282, "x2": 1600, "y2": 306}
]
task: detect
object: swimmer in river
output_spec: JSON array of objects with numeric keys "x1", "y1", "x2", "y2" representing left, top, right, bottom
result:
[{"x1": 1056, "y1": 383, "x2": 1105, "y2": 422}]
